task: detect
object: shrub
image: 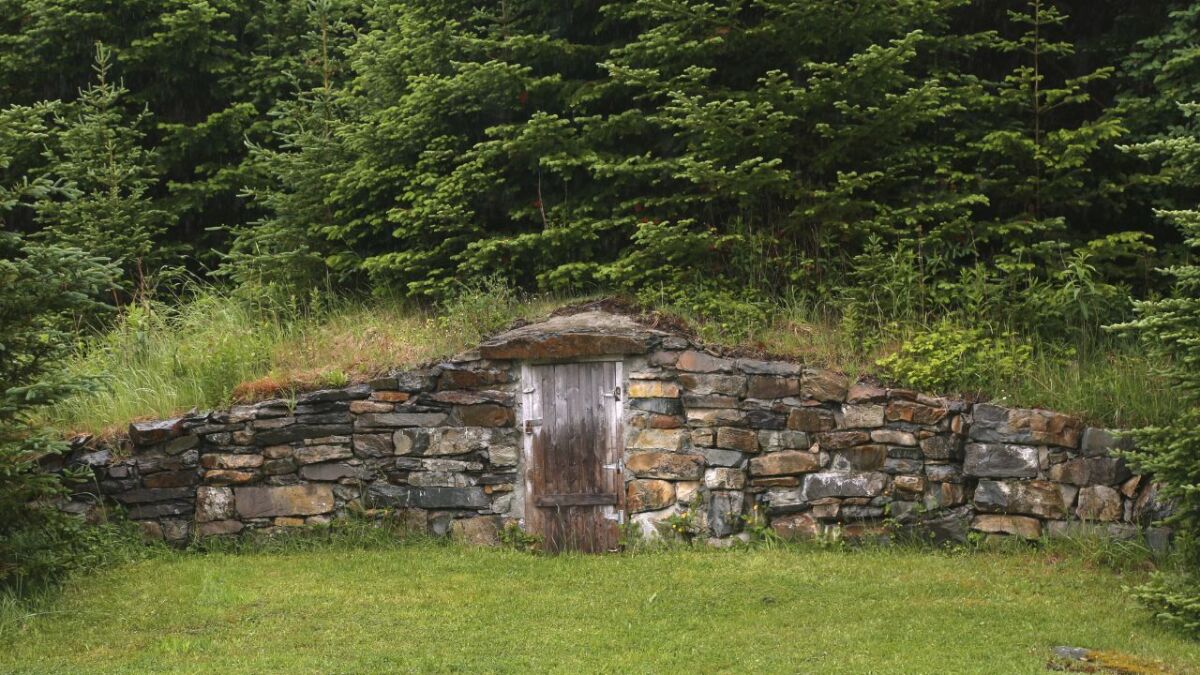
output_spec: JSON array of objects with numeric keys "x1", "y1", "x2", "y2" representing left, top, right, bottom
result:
[{"x1": 875, "y1": 321, "x2": 1032, "y2": 394}]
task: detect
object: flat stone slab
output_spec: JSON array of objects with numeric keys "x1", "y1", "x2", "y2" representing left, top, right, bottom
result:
[
  {"x1": 477, "y1": 311, "x2": 668, "y2": 360},
  {"x1": 234, "y1": 484, "x2": 334, "y2": 518}
]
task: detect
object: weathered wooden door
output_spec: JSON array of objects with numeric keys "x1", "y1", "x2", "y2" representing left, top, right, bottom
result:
[{"x1": 520, "y1": 361, "x2": 624, "y2": 553}]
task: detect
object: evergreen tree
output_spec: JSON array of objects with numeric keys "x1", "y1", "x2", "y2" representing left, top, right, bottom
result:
[
  {"x1": 1117, "y1": 102, "x2": 1200, "y2": 636},
  {"x1": 34, "y1": 43, "x2": 167, "y2": 290}
]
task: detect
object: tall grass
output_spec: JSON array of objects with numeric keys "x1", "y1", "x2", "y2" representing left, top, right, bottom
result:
[
  {"x1": 46, "y1": 280, "x2": 573, "y2": 437},
  {"x1": 46, "y1": 278, "x2": 1171, "y2": 437}
]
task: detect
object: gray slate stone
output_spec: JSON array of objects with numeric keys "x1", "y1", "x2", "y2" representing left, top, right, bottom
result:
[{"x1": 963, "y1": 443, "x2": 1038, "y2": 479}]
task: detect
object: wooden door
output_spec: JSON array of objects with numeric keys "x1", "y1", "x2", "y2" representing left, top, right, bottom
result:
[{"x1": 521, "y1": 361, "x2": 624, "y2": 553}]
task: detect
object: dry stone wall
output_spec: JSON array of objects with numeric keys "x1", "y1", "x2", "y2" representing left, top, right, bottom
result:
[{"x1": 68, "y1": 315, "x2": 1173, "y2": 549}]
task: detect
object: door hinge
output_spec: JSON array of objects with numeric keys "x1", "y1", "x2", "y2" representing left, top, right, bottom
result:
[
  {"x1": 523, "y1": 419, "x2": 542, "y2": 435},
  {"x1": 602, "y1": 462, "x2": 621, "y2": 473}
]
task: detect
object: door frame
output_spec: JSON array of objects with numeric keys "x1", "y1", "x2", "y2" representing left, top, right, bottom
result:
[{"x1": 517, "y1": 359, "x2": 626, "y2": 550}]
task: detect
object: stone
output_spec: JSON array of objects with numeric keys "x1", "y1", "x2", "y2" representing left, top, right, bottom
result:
[
  {"x1": 924, "y1": 464, "x2": 962, "y2": 483},
  {"x1": 736, "y1": 359, "x2": 802, "y2": 376},
  {"x1": 293, "y1": 444, "x2": 353, "y2": 465},
  {"x1": 839, "y1": 404, "x2": 885, "y2": 429},
  {"x1": 371, "y1": 391, "x2": 411, "y2": 403},
  {"x1": 678, "y1": 373, "x2": 746, "y2": 397},
  {"x1": 962, "y1": 443, "x2": 1039, "y2": 479},
  {"x1": 743, "y1": 409, "x2": 788, "y2": 430},
  {"x1": 204, "y1": 469, "x2": 259, "y2": 486},
  {"x1": 971, "y1": 514, "x2": 1042, "y2": 539},
  {"x1": 1076, "y1": 485, "x2": 1122, "y2": 521},
  {"x1": 871, "y1": 429, "x2": 917, "y2": 446},
  {"x1": 478, "y1": 311, "x2": 654, "y2": 359},
  {"x1": 625, "y1": 452, "x2": 705, "y2": 480},
  {"x1": 1080, "y1": 427, "x2": 1132, "y2": 457},
  {"x1": 127, "y1": 502, "x2": 194, "y2": 519},
  {"x1": 745, "y1": 375, "x2": 801, "y2": 399},
  {"x1": 686, "y1": 408, "x2": 745, "y2": 427},
  {"x1": 771, "y1": 512, "x2": 821, "y2": 540},
  {"x1": 257, "y1": 424, "x2": 354, "y2": 445},
  {"x1": 750, "y1": 451, "x2": 821, "y2": 476},
  {"x1": 454, "y1": 404, "x2": 513, "y2": 427},
  {"x1": 436, "y1": 368, "x2": 508, "y2": 390},
  {"x1": 355, "y1": 412, "x2": 448, "y2": 429},
  {"x1": 629, "y1": 429, "x2": 687, "y2": 451},
  {"x1": 1120, "y1": 475, "x2": 1142, "y2": 499},
  {"x1": 893, "y1": 475, "x2": 925, "y2": 497},
  {"x1": 128, "y1": 417, "x2": 185, "y2": 446},
  {"x1": 969, "y1": 403, "x2": 1082, "y2": 447},
  {"x1": 883, "y1": 457, "x2": 922, "y2": 474},
  {"x1": 903, "y1": 507, "x2": 971, "y2": 545},
  {"x1": 802, "y1": 471, "x2": 887, "y2": 500},
  {"x1": 200, "y1": 453, "x2": 264, "y2": 470},
  {"x1": 451, "y1": 516, "x2": 501, "y2": 546},
  {"x1": 675, "y1": 481, "x2": 702, "y2": 504},
  {"x1": 488, "y1": 443, "x2": 519, "y2": 467},
  {"x1": 630, "y1": 504, "x2": 686, "y2": 539},
  {"x1": 716, "y1": 427, "x2": 759, "y2": 453},
  {"x1": 196, "y1": 486, "x2": 235, "y2": 522},
  {"x1": 1048, "y1": 457, "x2": 1131, "y2": 486},
  {"x1": 700, "y1": 447, "x2": 745, "y2": 468},
  {"x1": 690, "y1": 429, "x2": 715, "y2": 447},
  {"x1": 885, "y1": 400, "x2": 948, "y2": 425},
  {"x1": 235, "y1": 484, "x2": 334, "y2": 518},
  {"x1": 427, "y1": 390, "x2": 512, "y2": 406},
  {"x1": 198, "y1": 520, "x2": 244, "y2": 537},
  {"x1": 847, "y1": 382, "x2": 888, "y2": 403},
  {"x1": 801, "y1": 368, "x2": 848, "y2": 402},
  {"x1": 924, "y1": 482, "x2": 966, "y2": 509},
  {"x1": 627, "y1": 381, "x2": 681, "y2": 398},
  {"x1": 299, "y1": 462, "x2": 366, "y2": 481},
  {"x1": 787, "y1": 408, "x2": 836, "y2": 432},
  {"x1": 919, "y1": 435, "x2": 961, "y2": 461},
  {"x1": 648, "y1": 350, "x2": 681, "y2": 367},
  {"x1": 676, "y1": 350, "x2": 734, "y2": 373},
  {"x1": 142, "y1": 470, "x2": 199, "y2": 489},
  {"x1": 630, "y1": 412, "x2": 684, "y2": 429},
  {"x1": 263, "y1": 458, "x2": 297, "y2": 475},
  {"x1": 705, "y1": 467, "x2": 746, "y2": 490},
  {"x1": 161, "y1": 435, "x2": 200, "y2": 455},
  {"x1": 627, "y1": 479, "x2": 675, "y2": 513},
  {"x1": 973, "y1": 480, "x2": 1066, "y2": 519},
  {"x1": 349, "y1": 400, "x2": 394, "y2": 414},
  {"x1": 353, "y1": 434, "x2": 393, "y2": 458},
  {"x1": 829, "y1": 446, "x2": 887, "y2": 472},
  {"x1": 371, "y1": 484, "x2": 490, "y2": 510},
  {"x1": 815, "y1": 431, "x2": 870, "y2": 449},
  {"x1": 297, "y1": 385, "x2": 370, "y2": 404},
  {"x1": 632, "y1": 398, "x2": 685, "y2": 416},
  {"x1": 707, "y1": 491, "x2": 744, "y2": 537},
  {"x1": 1134, "y1": 482, "x2": 1173, "y2": 526},
  {"x1": 758, "y1": 430, "x2": 810, "y2": 452}
]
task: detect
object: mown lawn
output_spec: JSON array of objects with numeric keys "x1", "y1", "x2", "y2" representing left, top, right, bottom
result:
[{"x1": 2, "y1": 544, "x2": 1198, "y2": 674}]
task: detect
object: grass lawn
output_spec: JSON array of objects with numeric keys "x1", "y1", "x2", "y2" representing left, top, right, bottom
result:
[{"x1": 2, "y1": 543, "x2": 1198, "y2": 673}]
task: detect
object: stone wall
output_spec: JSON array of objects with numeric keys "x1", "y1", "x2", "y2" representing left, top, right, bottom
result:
[{"x1": 68, "y1": 313, "x2": 1172, "y2": 548}]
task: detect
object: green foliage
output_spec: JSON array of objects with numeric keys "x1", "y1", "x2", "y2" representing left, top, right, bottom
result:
[
  {"x1": 1113, "y1": 101, "x2": 1200, "y2": 636},
  {"x1": 1133, "y1": 567, "x2": 1200, "y2": 638},
  {"x1": 32, "y1": 44, "x2": 169, "y2": 290},
  {"x1": 876, "y1": 321, "x2": 1032, "y2": 394},
  {"x1": 0, "y1": 163, "x2": 122, "y2": 588}
]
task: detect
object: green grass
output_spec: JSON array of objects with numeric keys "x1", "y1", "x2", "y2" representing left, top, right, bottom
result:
[{"x1": 1, "y1": 543, "x2": 1197, "y2": 673}]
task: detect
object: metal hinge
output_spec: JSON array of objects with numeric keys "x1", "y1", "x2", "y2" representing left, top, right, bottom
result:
[
  {"x1": 602, "y1": 385, "x2": 622, "y2": 402},
  {"x1": 523, "y1": 419, "x2": 541, "y2": 435},
  {"x1": 602, "y1": 462, "x2": 621, "y2": 473}
]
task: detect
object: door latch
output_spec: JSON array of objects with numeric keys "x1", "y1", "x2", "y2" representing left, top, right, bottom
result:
[
  {"x1": 523, "y1": 419, "x2": 541, "y2": 435},
  {"x1": 602, "y1": 462, "x2": 622, "y2": 473},
  {"x1": 603, "y1": 385, "x2": 622, "y2": 402}
]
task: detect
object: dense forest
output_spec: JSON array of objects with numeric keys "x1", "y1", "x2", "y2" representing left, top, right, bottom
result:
[
  {"x1": 0, "y1": 1, "x2": 1196, "y2": 318},
  {"x1": 2, "y1": 0, "x2": 1199, "y2": 632}
]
